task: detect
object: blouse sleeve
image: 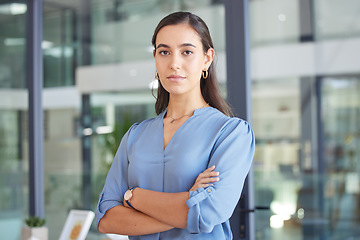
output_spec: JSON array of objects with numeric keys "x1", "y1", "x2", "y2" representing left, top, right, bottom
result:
[
  {"x1": 95, "y1": 123, "x2": 138, "y2": 229},
  {"x1": 185, "y1": 118, "x2": 255, "y2": 233}
]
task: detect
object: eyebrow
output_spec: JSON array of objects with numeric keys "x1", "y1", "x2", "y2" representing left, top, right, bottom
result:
[{"x1": 156, "y1": 43, "x2": 196, "y2": 49}]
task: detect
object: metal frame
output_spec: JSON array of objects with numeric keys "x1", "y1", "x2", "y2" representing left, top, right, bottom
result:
[
  {"x1": 299, "y1": 0, "x2": 315, "y2": 42},
  {"x1": 80, "y1": 0, "x2": 93, "y2": 210},
  {"x1": 315, "y1": 76, "x2": 326, "y2": 240},
  {"x1": 26, "y1": 0, "x2": 44, "y2": 218},
  {"x1": 224, "y1": 1, "x2": 254, "y2": 239}
]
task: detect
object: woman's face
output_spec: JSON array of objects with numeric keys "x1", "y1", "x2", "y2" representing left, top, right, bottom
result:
[{"x1": 154, "y1": 23, "x2": 214, "y2": 98}]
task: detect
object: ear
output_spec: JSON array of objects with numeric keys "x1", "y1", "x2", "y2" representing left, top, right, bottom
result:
[
  {"x1": 153, "y1": 49, "x2": 156, "y2": 57},
  {"x1": 203, "y1": 48, "x2": 215, "y2": 70}
]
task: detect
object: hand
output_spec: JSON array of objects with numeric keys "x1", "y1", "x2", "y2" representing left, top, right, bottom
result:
[{"x1": 189, "y1": 165, "x2": 220, "y2": 192}]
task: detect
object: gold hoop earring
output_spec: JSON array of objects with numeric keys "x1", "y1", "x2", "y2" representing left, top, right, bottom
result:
[
  {"x1": 202, "y1": 70, "x2": 208, "y2": 79},
  {"x1": 155, "y1": 72, "x2": 160, "y2": 79}
]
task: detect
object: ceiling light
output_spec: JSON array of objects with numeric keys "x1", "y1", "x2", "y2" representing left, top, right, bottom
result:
[
  {"x1": 83, "y1": 128, "x2": 93, "y2": 136},
  {"x1": 270, "y1": 215, "x2": 284, "y2": 228},
  {"x1": 278, "y1": 14, "x2": 286, "y2": 22},
  {"x1": 4, "y1": 39, "x2": 54, "y2": 50},
  {"x1": 96, "y1": 126, "x2": 113, "y2": 134},
  {"x1": 4, "y1": 38, "x2": 25, "y2": 46},
  {"x1": 11, "y1": 3, "x2": 27, "y2": 15},
  {"x1": 0, "y1": 3, "x2": 27, "y2": 15},
  {"x1": 42, "y1": 41, "x2": 54, "y2": 49},
  {"x1": 129, "y1": 69, "x2": 138, "y2": 77}
]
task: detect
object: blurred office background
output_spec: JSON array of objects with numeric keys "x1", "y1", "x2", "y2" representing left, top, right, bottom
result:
[{"x1": 0, "y1": 0, "x2": 359, "y2": 239}]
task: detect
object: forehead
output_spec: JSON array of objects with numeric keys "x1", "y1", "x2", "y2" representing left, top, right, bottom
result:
[{"x1": 156, "y1": 24, "x2": 202, "y2": 47}]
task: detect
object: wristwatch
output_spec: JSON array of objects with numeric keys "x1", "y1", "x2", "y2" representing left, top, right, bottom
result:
[{"x1": 124, "y1": 186, "x2": 138, "y2": 209}]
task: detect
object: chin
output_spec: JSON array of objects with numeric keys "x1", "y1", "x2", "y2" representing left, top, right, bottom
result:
[{"x1": 163, "y1": 86, "x2": 187, "y2": 95}]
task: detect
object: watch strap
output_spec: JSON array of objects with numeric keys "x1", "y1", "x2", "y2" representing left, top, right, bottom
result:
[{"x1": 126, "y1": 200, "x2": 136, "y2": 209}]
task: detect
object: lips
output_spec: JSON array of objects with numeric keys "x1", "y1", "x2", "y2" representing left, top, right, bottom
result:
[{"x1": 167, "y1": 75, "x2": 185, "y2": 82}]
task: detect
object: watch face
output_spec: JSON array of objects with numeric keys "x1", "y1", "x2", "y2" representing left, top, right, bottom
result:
[{"x1": 124, "y1": 189, "x2": 132, "y2": 201}]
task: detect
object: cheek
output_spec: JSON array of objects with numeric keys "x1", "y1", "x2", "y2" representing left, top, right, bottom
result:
[
  {"x1": 187, "y1": 61, "x2": 203, "y2": 77},
  {"x1": 155, "y1": 59, "x2": 167, "y2": 74},
  {"x1": 154, "y1": 55, "x2": 162, "y2": 66},
  {"x1": 187, "y1": 57, "x2": 205, "y2": 71}
]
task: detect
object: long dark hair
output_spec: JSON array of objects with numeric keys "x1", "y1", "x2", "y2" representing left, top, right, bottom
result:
[{"x1": 152, "y1": 11, "x2": 231, "y2": 116}]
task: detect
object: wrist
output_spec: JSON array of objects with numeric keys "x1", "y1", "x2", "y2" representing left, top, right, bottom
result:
[{"x1": 124, "y1": 186, "x2": 138, "y2": 210}]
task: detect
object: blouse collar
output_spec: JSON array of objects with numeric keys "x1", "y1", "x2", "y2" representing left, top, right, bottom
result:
[{"x1": 159, "y1": 106, "x2": 213, "y2": 119}]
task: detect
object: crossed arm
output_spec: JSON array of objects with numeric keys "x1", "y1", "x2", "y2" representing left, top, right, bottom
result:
[{"x1": 98, "y1": 165, "x2": 220, "y2": 235}]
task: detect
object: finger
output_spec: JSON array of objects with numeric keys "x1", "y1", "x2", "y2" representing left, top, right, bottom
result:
[
  {"x1": 196, "y1": 177, "x2": 220, "y2": 184},
  {"x1": 195, "y1": 174, "x2": 220, "y2": 184},
  {"x1": 208, "y1": 171, "x2": 220, "y2": 177},
  {"x1": 198, "y1": 171, "x2": 219, "y2": 179},
  {"x1": 202, "y1": 165, "x2": 216, "y2": 173}
]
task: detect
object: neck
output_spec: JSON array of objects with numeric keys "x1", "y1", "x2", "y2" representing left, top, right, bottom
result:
[{"x1": 166, "y1": 94, "x2": 208, "y2": 119}]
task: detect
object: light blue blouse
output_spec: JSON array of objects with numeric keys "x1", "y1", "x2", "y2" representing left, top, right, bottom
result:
[{"x1": 96, "y1": 107, "x2": 255, "y2": 239}]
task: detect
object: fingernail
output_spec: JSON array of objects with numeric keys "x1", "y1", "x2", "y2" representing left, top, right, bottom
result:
[{"x1": 211, "y1": 165, "x2": 216, "y2": 169}]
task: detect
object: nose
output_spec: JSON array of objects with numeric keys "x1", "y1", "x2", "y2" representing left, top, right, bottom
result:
[{"x1": 169, "y1": 54, "x2": 181, "y2": 70}]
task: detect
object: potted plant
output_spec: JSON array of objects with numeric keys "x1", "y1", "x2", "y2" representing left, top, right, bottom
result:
[{"x1": 21, "y1": 216, "x2": 48, "y2": 240}]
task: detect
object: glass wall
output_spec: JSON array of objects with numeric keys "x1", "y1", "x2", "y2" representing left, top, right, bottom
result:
[
  {"x1": 252, "y1": 77, "x2": 302, "y2": 239},
  {"x1": 0, "y1": 2, "x2": 28, "y2": 240},
  {"x1": 321, "y1": 76, "x2": 360, "y2": 237},
  {"x1": 43, "y1": 106, "x2": 82, "y2": 239},
  {"x1": 0, "y1": 2, "x2": 79, "y2": 239},
  {"x1": 40, "y1": 2, "x2": 82, "y2": 240},
  {"x1": 250, "y1": 0, "x2": 360, "y2": 239}
]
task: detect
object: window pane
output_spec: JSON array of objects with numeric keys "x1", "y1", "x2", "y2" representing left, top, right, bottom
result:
[
  {"x1": 314, "y1": 0, "x2": 360, "y2": 40},
  {"x1": 43, "y1": 5, "x2": 76, "y2": 87},
  {"x1": 0, "y1": 2, "x2": 28, "y2": 239}
]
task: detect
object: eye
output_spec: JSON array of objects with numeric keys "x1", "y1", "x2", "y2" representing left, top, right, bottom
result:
[
  {"x1": 159, "y1": 50, "x2": 169, "y2": 56},
  {"x1": 183, "y1": 50, "x2": 193, "y2": 56}
]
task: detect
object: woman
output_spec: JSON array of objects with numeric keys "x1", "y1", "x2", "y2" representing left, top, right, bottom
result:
[{"x1": 96, "y1": 11, "x2": 255, "y2": 239}]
